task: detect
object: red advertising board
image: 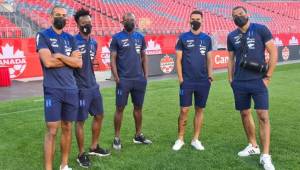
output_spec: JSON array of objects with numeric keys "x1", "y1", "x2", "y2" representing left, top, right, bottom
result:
[
  {"x1": 94, "y1": 36, "x2": 111, "y2": 71},
  {"x1": 0, "y1": 38, "x2": 42, "y2": 79},
  {"x1": 273, "y1": 33, "x2": 300, "y2": 46},
  {"x1": 211, "y1": 50, "x2": 229, "y2": 69},
  {"x1": 0, "y1": 33, "x2": 298, "y2": 79}
]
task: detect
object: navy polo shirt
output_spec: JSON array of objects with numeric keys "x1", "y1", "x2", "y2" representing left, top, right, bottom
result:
[
  {"x1": 73, "y1": 34, "x2": 98, "y2": 89},
  {"x1": 36, "y1": 27, "x2": 78, "y2": 89},
  {"x1": 176, "y1": 31, "x2": 212, "y2": 82},
  {"x1": 109, "y1": 30, "x2": 146, "y2": 80},
  {"x1": 227, "y1": 23, "x2": 273, "y2": 81}
]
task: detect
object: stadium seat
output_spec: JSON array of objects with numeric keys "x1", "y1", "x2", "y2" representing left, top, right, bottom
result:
[{"x1": 1, "y1": 0, "x2": 299, "y2": 37}]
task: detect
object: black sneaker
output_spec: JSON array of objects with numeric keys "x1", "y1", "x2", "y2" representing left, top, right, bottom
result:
[
  {"x1": 133, "y1": 133, "x2": 152, "y2": 144},
  {"x1": 76, "y1": 152, "x2": 91, "y2": 168},
  {"x1": 113, "y1": 137, "x2": 122, "y2": 150},
  {"x1": 89, "y1": 144, "x2": 111, "y2": 157}
]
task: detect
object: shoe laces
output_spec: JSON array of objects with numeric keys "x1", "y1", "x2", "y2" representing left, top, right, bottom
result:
[
  {"x1": 114, "y1": 137, "x2": 121, "y2": 144},
  {"x1": 136, "y1": 133, "x2": 145, "y2": 140},
  {"x1": 245, "y1": 144, "x2": 254, "y2": 150},
  {"x1": 97, "y1": 146, "x2": 107, "y2": 153},
  {"x1": 193, "y1": 139, "x2": 201, "y2": 144},
  {"x1": 175, "y1": 139, "x2": 183, "y2": 145},
  {"x1": 79, "y1": 153, "x2": 89, "y2": 161},
  {"x1": 262, "y1": 155, "x2": 272, "y2": 165}
]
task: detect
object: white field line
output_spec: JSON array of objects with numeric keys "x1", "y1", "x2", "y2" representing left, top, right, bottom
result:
[{"x1": 0, "y1": 107, "x2": 43, "y2": 116}]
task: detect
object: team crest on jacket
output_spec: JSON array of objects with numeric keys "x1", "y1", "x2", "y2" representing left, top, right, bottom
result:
[{"x1": 199, "y1": 44, "x2": 206, "y2": 55}]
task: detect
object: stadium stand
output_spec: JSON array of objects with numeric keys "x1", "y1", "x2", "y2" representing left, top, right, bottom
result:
[
  {"x1": 0, "y1": 15, "x2": 22, "y2": 38},
  {"x1": 248, "y1": 1, "x2": 300, "y2": 20},
  {"x1": 0, "y1": 0, "x2": 299, "y2": 38}
]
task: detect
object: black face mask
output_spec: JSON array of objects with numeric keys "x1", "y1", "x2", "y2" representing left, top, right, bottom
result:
[
  {"x1": 124, "y1": 21, "x2": 135, "y2": 32},
  {"x1": 80, "y1": 24, "x2": 92, "y2": 35},
  {"x1": 234, "y1": 16, "x2": 248, "y2": 28},
  {"x1": 190, "y1": 21, "x2": 201, "y2": 31},
  {"x1": 53, "y1": 17, "x2": 66, "y2": 30}
]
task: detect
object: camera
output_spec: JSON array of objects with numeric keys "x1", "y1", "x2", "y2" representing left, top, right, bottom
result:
[{"x1": 239, "y1": 58, "x2": 268, "y2": 73}]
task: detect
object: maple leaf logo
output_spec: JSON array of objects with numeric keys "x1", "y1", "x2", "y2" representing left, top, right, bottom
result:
[{"x1": 0, "y1": 44, "x2": 26, "y2": 78}]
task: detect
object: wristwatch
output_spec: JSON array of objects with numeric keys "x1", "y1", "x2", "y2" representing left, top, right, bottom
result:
[{"x1": 208, "y1": 76, "x2": 213, "y2": 82}]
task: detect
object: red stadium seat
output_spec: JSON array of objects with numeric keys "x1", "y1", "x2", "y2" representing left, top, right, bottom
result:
[{"x1": 1, "y1": 0, "x2": 298, "y2": 37}]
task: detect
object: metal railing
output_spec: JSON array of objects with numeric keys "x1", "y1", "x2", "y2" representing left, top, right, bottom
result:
[
  {"x1": 0, "y1": 27, "x2": 31, "y2": 38},
  {"x1": 0, "y1": 12, "x2": 31, "y2": 29},
  {"x1": 0, "y1": 11, "x2": 35, "y2": 37}
]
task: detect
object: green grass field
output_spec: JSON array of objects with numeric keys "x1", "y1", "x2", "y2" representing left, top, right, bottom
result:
[{"x1": 0, "y1": 63, "x2": 300, "y2": 170}]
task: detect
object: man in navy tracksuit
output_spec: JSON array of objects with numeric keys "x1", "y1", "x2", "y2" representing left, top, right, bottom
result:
[
  {"x1": 227, "y1": 6, "x2": 278, "y2": 170},
  {"x1": 73, "y1": 8, "x2": 110, "y2": 168},
  {"x1": 172, "y1": 10, "x2": 213, "y2": 151},
  {"x1": 36, "y1": 6, "x2": 82, "y2": 170},
  {"x1": 110, "y1": 12, "x2": 152, "y2": 150}
]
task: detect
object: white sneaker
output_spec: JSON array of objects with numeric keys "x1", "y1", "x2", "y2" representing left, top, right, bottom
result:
[
  {"x1": 172, "y1": 139, "x2": 184, "y2": 151},
  {"x1": 238, "y1": 143, "x2": 260, "y2": 157},
  {"x1": 191, "y1": 139, "x2": 205, "y2": 150},
  {"x1": 260, "y1": 154, "x2": 275, "y2": 170},
  {"x1": 59, "y1": 165, "x2": 72, "y2": 170}
]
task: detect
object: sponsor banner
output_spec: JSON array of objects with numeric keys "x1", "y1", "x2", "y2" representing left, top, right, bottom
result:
[
  {"x1": 278, "y1": 46, "x2": 300, "y2": 62},
  {"x1": 273, "y1": 33, "x2": 300, "y2": 46},
  {"x1": 94, "y1": 36, "x2": 111, "y2": 71},
  {"x1": 144, "y1": 35, "x2": 177, "y2": 54},
  {"x1": 212, "y1": 46, "x2": 300, "y2": 69},
  {"x1": 0, "y1": 38, "x2": 42, "y2": 79},
  {"x1": 160, "y1": 54, "x2": 175, "y2": 74},
  {"x1": 95, "y1": 35, "x2": 177, "y2": 72},
  {"x1": 1, "y1": 34, "x2": 299, "y2": 79},
  {"x1": 148, "y1": 54, "x2": 176, "y2": 76},
  {"x1": 145, "y1": 39, "x2": 162, "y2": 55},
  {"x1": 211, "y1": 50, "x2": 229, "y2": 69}
]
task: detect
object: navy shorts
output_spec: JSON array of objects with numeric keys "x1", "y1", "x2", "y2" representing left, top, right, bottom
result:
[
  {"x1": 77, "y1": 87, "x2": 104, "y2": 121},
  {"x1": 231, "y1": 79, "x2": 269, "y2": 111},
  {"x1": 179, "y1": 80, "x2": 211, "y2": 108},
  {"x1": 116, "y1": 78, "x2": 147, "y2": 107},
  {"x1": 44, "y1": 87, "x2": 79, "y2": 122}
]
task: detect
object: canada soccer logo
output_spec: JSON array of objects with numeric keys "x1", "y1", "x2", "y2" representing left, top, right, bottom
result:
[
  {"x1": 282, "y1": 46, "x2": 290, "y2": 61},
  {"x1": 160, "y1": 55, "x2": 174, "y2": 74},
  {"x1": 0, "y1": 44, "x2": 26, "y2": 78}
]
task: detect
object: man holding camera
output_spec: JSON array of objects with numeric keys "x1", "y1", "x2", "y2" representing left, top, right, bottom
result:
[{"x1": 227, "y1": 6, "x2": 277, "y2": 170}]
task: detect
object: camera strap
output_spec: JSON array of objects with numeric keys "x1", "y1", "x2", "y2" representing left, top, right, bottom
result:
[{"x1": 240, "y1": 33, "x2": 248, "y2": 60}]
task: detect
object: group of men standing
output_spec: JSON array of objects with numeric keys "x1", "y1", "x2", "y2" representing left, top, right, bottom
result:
[
  {"x1": 37, "y1": 6, "x2": 151, "y2": 170},
  {"x1": 36, "y1": 5, "x2": 277, "y2": 170}
]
